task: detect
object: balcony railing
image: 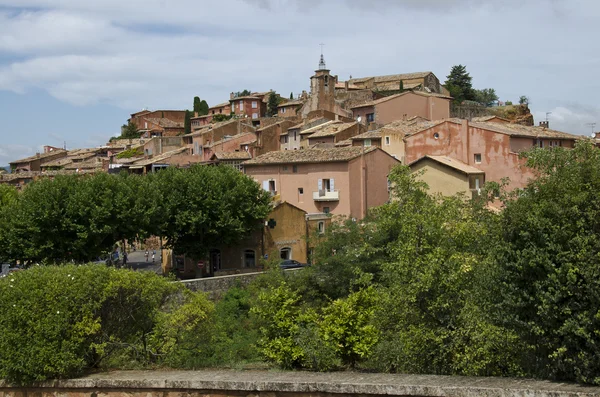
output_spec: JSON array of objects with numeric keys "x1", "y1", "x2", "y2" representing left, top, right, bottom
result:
[{"x1": 313, "y1": 190, "x2": 339, "y2": 201}]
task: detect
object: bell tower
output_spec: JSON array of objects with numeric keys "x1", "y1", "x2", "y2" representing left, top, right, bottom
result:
[{"x1": 309, "y1": 51, "x2": 335, "y2": 114}]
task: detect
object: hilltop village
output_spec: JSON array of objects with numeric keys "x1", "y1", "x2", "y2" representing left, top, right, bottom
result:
[{"x1": 1, "y1": 56, "x2": 587, "y2": 276}]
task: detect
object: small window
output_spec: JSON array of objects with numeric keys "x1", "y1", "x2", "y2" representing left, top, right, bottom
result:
[
  {"x1": 318, "y1": 221, "x2": 325, "y2": 234},
  {"x1": 323, "y1": 207, "x2": 330, "y2": 214},
  {"x1": 474, "y1": 153, "x2": 482, "y2": 164},
  {"x1": 252, "y1": 101, "x2": 258, "y2": 109},
  {"x1": 366, "y1": 113, "x2": 375, "y2": 122},
  {"x1": 433, "y1": 132, "x2": 440, "y2": 139},
  {"x1": 283, "y1": 165, "x2": 288, "y2": 171},
  {"x1": 293, "y1": 165, "x2": 298, "y2": 173},
  {"x1": 252, "y1": 113, "x2": 258, "y2": 119},
  {"x1": 364, "y1": 139, "x2": 372, "y2": 147},
  {"x1": 280, "y1": 247, "x2": 291, "y2": 260},
  {"x1": 298, "y1": 187, "x2": 304, "y2": 194},
  {"x1": 324, "y1": 75, "x2": 329, "y2": 87},
  {"x1": 239, "y1": 101, "x2": 244, "y2": 111},
  {"x1": 385, "y1": 136, "x2": 390, "y2": 145},
  {"x1": 281, "y1": 108, "x2": 286, "y2": 114}
]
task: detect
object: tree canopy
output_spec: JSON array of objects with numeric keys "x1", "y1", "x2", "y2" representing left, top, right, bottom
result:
[
  {"x1": 267, "y1": 92, "x2": 280, "y2": 117},
  {"x1": 193, "y1": 97, "x2": 209, "y2": 116},
  {"x1": 120, "y1": 121, "x2": 141, "y2": 139},
  {"x1": 184, "y1": 110, "x2": 192, "y2": 134},
  {"x1": 474, "y1": 88, "x2": 498, "y2": 107},
  {"x1": 445, "y1": 65, "x2": 476, "y2": 104}
]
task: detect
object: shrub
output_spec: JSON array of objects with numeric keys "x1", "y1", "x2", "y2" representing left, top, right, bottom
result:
[{"x1": 0, "y1": 265, "x2": 186, "y2": 384}]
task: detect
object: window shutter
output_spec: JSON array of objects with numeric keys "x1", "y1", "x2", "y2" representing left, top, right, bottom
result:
[
  {"x1": 262, "y1": 181, "x2": 269, "y2": 191},
  {"x1": 330, "y1": 178, "x2": 335, "y2": 191},
  {"x1": 318, "y1": 179, "x2": 323, "y2": 191}
]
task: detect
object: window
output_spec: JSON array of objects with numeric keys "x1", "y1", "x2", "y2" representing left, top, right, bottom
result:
[
  {"x1": 292, "y1": 165, "x2": 298, "y2": 173},
  {"x1": 366, "y1": 113, "x2": 375, "y2": 123},
  {"x1": 324, "y1": 75, "x2": 328, "y2": 87},
  {"x1": 252, "y1": 101, "x2": 258, "y2": 109},
  {"x1": 433, "y1": 132, "x2": 440, "y2": 139},
  {"x1": 298, "y1": 187, "x2": 304, "y2": 202},
  {"x1": 281, "y1": 108, "x2": 286, "y2": 114},
  {"x1": 318, "y1": 178, "x2": 334, "y2": 192},
  {"x1": 252, "y1": 113, "x2": 258, "y2": 119},
  {"x1": 280, "y1": 247, "x2": 291, "y2": 260},
  {"x1": 298, "y1": 187, "x2": 304, "y2": 194},
  {"x1": 385, "y1": 136, "x2": 390, "y2": 145},
  {"x1": 364, "y1": 139, "x2": 372, "y2": 147},
  {"x1": 244, "y1": 250, "x2": 256, "y2": 267},
  {"x1": 144, "y1": 122, "x2": 148, "y2": 129},
  {"x1": 318, "y1": 221, "x2": 325, "y2": 234},
  {"x1": 474, "y1": 153, "x2": 482, "y2": 164},
  {"x1": 269, "y1": 180, "x2": 276, "y2": 194},
  {"x1": 283, "y1": 136, "x2": 289, "y2": 144},
  {"x1": 323, "y1": 207, "x2": 330, "y2": 214},
  {"x1": 239, "y1": 101, "x2": 243, "y2": 111},
  {"x1": 283, "y1": 165, "x2": 288, "y2": 171}
]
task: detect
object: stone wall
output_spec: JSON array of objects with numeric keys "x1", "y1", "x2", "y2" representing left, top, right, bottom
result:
[{"x1": 1, "y1": 369, "x2": 598, "y2": 397}]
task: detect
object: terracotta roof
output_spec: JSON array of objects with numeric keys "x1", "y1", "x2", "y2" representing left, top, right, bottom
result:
[
  {"x1": 410, "y1": 155, "x2": 484, "y2": 175},
  {"x1": 278, "y1": 100, "x2": 304, "y2": 107},
  {"x1": 131, "y1": 147, "x2": 188, "y2": 167},
  {"x1": 10, "y1": 149, "x2": 67, "y2": 165},
  {"x1": 349, "y1": 72, "x2": 432, "y2": 84},
  {"x1": 207, "y1": 132, "x2": 256, "y2": 148},
  {"x1": 213, "y1": 151, "x2": 252, "y2": 160},
  {"x1": 335, "y1": 139, "x2": 353, "y2": 147},
  {"x1": 352, "y1": 130, "x2": 383, "y2": 140},
  {"x1": 230, "y1": 96, "x2": 261, "y2": 101},
  {"x1": 145, "y1": 118, "x2": 184, "y2": 128},
  {"x1": 309, "y1": 122, "x2": 357, "y2": 138},
  {"x1": 471, "y1": 115, "x2": 510, "y2": 122},
  {"x1": 191, "y1": 114, "x2": 212, "y2": 120},
  {"x1": 351, "y1": 91, "x2": 452, "y2": 109},
  {"x1": 377, "y1": 119, "x2": 446, "y2": 137},
  {"x1": 41, "y1": 158, "x2": 74, "y2": 167},
  {"x1": 469, "y1": 121, "x2": 581, "y2": 140},
  {"x1": 209, "y1": 102, "x2": 230, "y2": 109},
  {"x1": 334, "y1": 82, "x2": 361, "y2": 90},
  {"x1": 244, "y1": 146, "x2": 378, "y2": 166},
  {"x1": 299, "y1": 120, "x2": 339, "y2": 135},
  {"x1": 64, "y1": 157, "x2": 106, "y2": 170}
]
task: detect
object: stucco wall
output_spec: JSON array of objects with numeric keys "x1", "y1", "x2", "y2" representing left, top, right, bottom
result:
[
  {"x1": 364, "y1": 150, "x2": 399, "y2": 214},
  {"x1": 411, "y1": 159, "x2": 471, "y2": 197}
]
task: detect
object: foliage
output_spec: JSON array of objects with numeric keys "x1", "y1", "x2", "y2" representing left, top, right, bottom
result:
[
  {"x1": 474, "y1": 88, "x2": 499, "y2": 107},
  {"x1": 120, "y1": 121, "x2": 141, "y2": 139},
  {"x1": 505, "y1": 100, "x2": 513, "y2": 105},
  {"x1": 519, "y1": 95, "x2": 529, "y2": 105},
  {"x1": 489, "y1": 141, "x2": 600, "y2": 384},
  {"x1": 399, "y1": 80, "x2": 404, "y2": 92},
  {"x1": 290, "y1": 92, "x2": 294, "y2": 100},
  {"x1": 213, "y1": 113, "x2": 231, "y2": 123},
  {"x1": 0, "y1": 184, "x2": 17, "y2": 208},
  {"x1": 184, "y1": 110, "x2": 192, "y2": 134},
  {"x1": 116, "y1": 147, "x2": 143, "y2": 159},
  {"x1": 236, "y1": 89, "x2": 252, "y2": 97},
  {"x1": 267, "y1": 92, "x2": 281, "y2": 117},
  {"x1": 193, "y1": 97, "x2": 209, "y2": 116},
  {"x1": 0, "y1": 265, "x2": 184, "y2": 384},
  {"x1": 149, "y1": 165, "x2": 272, "y2": 259},
  {"x1": 445, "y1": 64, "x2": 476, "y2": 104}
]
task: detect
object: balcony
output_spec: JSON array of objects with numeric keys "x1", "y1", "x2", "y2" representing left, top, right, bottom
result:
[{"x1": 313, "y1": 190, "x2": 339, "y2": 201}]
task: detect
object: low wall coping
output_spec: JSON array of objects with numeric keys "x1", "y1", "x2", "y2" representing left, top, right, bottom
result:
[{"x1": 2, "y1": 370, "x2": 599, "y2": 397}]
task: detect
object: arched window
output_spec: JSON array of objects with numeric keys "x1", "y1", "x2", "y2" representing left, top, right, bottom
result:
[
  {"x1": 244, "y1": 250, "x2": 256, "y2": 267},
  {"x1": 280, "y1": 247, "x2": 292, "y2": 260}
]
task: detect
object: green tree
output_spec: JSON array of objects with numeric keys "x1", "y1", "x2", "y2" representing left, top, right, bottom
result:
[
  {"x1": 199, "y1": 99, "x2": 209, "y2": 115},
  {"x1": 267, "y1": 92, "x2": 280, "y2": 117},
  {"x1": 445, "y1": 64, "x2": 476, "y2": 104},
  {"x1": 120, "y1": 121, "x2": 140, "y2": 139},
  {"x1": 193, "y1": 96, "x2": 201, "y2": 114},
  {"x1": 212, "y1": 113, "x2": 231, "y2": 123},
  {"x1": 490, "y1": 141, "x2": 600, "y2": 384},
  {"x1": 236, "y1": 89, "x2": 252, "y2": 97},
  {"x1": 150, "y1": 165, "x2": 271, "y2": 259},
  {"x1": 399, "y1": 80, "x2": 404, "y2": 92},
  {"x1": 474, "y1": 88, "x2": 499, "y2": 107},
  {"x1": 519, "y1": 95, "x2": 529, "y2": 105},
  {"x1": 184, "y1": 110, "x2": 191, "y2": 134},
  {"x1": 290, "y1": 92, "x2": 294, "y2": 100}
]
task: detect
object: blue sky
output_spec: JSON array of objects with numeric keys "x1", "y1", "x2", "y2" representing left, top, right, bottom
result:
[{"x1": 1, "y1": 0, "x2": 599, "y2": 165}]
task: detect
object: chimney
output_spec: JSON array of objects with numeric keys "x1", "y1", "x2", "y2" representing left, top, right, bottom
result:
[
  {"x1": 194, "y1": 112, "x2": 198, "y2": 117},
  {"x1": 539, "y1": 121, "x2": 549, "y2": 129},
  {"x1": 230, "y1": 92, "x2": 235, "y2": 100}
]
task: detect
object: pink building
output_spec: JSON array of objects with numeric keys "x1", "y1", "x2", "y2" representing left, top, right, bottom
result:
[
  {"x1": 351, "y1": 91, "x2": 451, "y2": 127},
  {"x1": 404, "y1": 119, "x2": 580, "y2": 191},
  {"x1": 243, "y1": 147, "x2": 400, "y2": 219}
]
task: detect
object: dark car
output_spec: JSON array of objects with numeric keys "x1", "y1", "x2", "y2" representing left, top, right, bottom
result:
[{"x1": 279, "y1": 259, "x2": 309, "y2": 270}]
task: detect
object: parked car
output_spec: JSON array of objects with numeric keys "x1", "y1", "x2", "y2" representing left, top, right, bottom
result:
[{"x1": 279, "y1": 259, "x2": 309, "y2": 270}]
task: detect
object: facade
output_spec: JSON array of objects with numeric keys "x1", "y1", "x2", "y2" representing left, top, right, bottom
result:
[
  {"x1": 299, "y1": 55, "x2": 338, "y2": 118},
  {"x1": 203, "y1": 133, "x2": 256, "y2": 161},
  {"x1": 230, "y1": 94, "x2": 267, "y2": 120},
  {"x1": 404, "y1": 119, "x2": 580, "y2": 191},
  {"x1": 307, "y1": 122, "x2": 364, "y2": 148},
  {"x1": 10, "y1": 147, "x2": 67, "y2": 173},
  {"x1": 277, "y1": 100, "x2": 304, "y2": 118},
  {"x1": 409, "y1": 155, "x2": 485, "y2": 199},
  {"x1": 209, "y1": 102, "x2": 232, "y2": 116},
  {"x1": 351, "y1": 91, "x2": 451, "y2": 127},
  {"x1": 348, "y1": 71, "x2": 443, "y2": 94},
  {"x1": 254, "y1": 120, "x2": 296, "y2": 157},
  {"x1": 129, "y1": 110, "x2": 186, "y2": 135},
  {"x1": 243, "y1": 147, "x2": 400, "y2": 219}
]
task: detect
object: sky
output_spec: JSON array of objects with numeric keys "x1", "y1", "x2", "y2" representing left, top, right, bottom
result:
[{"x1": 0, "y1": 0, "x2": 599, "y2": 165}]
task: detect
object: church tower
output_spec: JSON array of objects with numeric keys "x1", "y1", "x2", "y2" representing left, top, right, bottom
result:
[{"x1": 303, "y1": 53, "x2": 336, "y2": 117}]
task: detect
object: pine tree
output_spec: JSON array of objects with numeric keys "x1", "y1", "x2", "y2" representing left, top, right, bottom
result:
[
  {"x1": 199, "y1": 100, "x2": 209, "y2": 115},
  {"x1": 267, "y1": 92, "x2": 280, "y2": 117},
  {"x1": 399, "y1": 80, "x2": 404, "y2": 92},
  {"x1": 184, "y1": 110, "x2": 191, "y2": 134},
  {"x1": 193, "y1": 97, "x2": 201, "y2": 115},
  {"x1": 445, "y1": 65, "x2": 476, "y2": 104},
  {"x1": 290, "y1": 92, "x2": 294, "y2": 100}
]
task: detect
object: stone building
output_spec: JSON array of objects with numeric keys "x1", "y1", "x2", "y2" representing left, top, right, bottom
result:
[{"x1": 347, "y1": 71, "x2": 444, "y2": 94}]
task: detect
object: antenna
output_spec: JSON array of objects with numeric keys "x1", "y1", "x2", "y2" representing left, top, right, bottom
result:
[
  {"x1": 586, "y1": 122, "x2": 596, "y2": 138},
  {"x1": 319, "y1": 43, "x2": 325, "y2": 55},
  {"x1": 545, "y1": 112, "x2": 552, "y2": 122}
]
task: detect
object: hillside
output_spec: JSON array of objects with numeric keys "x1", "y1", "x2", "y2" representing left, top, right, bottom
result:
[{"x1": 488, "y1": 104, "x2": 534, "y2": 126}]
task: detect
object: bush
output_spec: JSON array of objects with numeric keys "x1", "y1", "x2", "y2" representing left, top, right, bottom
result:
[{"x1": 0, "y1": 265, "x2": 195, "y2": 384}]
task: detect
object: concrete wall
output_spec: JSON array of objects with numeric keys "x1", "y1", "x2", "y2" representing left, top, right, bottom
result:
[{"x1": 3, "y1": 369, "x2": 595, "y2": 397}]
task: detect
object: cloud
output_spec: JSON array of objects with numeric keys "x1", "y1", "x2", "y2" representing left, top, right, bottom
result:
[
  {"x1": 532, "y1": 104, "x2": 600, "y2": 136},
  {"x1": 0, "y1": 144, "x2": 38, "y2": 166}
]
